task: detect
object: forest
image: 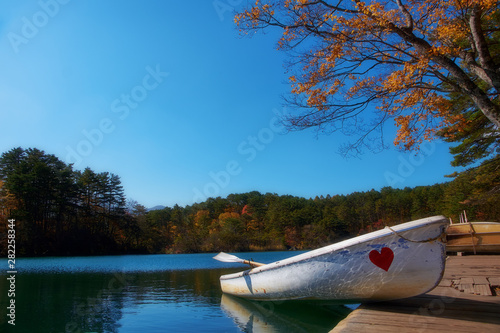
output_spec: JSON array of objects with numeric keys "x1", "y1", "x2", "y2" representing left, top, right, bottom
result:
[{"x1": 0, "y1": 147, "x2": 498, "y2": 257}]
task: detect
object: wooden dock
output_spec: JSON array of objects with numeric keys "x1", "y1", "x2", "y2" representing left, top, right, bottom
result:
[{"x1": 331, "y1": 255, "x2": 500, "y2": 332}]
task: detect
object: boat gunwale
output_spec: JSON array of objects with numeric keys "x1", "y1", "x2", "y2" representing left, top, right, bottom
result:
[
  {"x1": 447, "y1": 231, "x2": 500, "y2": 236},
  {"x1": 221, "y1": 215, "x2": 448, "y2": 281},
  {"x1": 448, "y1": 221, "x2": 500, "y2": 225},
  {"x1": 447, "y1": 222, "x2": 500, "y2": 236},
  {"x1": 447, "y1": 243, "x2": 500, "y2": 247}
]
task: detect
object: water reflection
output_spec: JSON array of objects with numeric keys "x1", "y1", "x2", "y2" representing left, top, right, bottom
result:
[
  {"x1": 0, "y1": 253, "x2": 352, "y2": 332},
  {"x1": 221, "y1": 294, "x2": 352, "y2": 333},
  {"x1": 7, "y1": 269, "x2": 240, "y2": 333}
]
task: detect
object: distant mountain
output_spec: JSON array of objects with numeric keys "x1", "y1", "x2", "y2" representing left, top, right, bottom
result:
[{"x1": 148, "y1": 205, "x2": 166, "y2": 211}]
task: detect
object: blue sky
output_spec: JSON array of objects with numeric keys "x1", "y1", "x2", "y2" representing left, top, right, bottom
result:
[{"x1": 0, "y1": 1, "x2": 460, "y2": 208}]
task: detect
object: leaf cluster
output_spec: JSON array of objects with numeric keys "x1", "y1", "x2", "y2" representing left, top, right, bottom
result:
[{"x1": 235, "y1": 0, "x2": 500, "y2": 155}]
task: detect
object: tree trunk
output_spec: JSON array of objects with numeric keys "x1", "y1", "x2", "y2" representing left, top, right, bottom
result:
[
  {"x1": 469, "y1": 6, "x2": 500, "y2": 93},
  {"x1": 395, "y1": 28, "x2": 500, "y2": 130}
]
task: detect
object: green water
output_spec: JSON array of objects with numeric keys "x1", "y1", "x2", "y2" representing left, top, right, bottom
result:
[{"x1": 0, "y1": 253, "x2": 353, "y2": 332}]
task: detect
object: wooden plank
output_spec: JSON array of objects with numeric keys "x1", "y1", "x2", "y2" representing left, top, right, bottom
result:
[
  {"x1": 336, "y1": 308, "x2": 500, "y2": 331},
  {"x1": 438, "y1": 278, "x2": 453, "y2": 287},
  {"x1": 472, "y1": 276, "x2": 490, "y2": 285},
  {"x1": 333, "y1": 304, "x2": 500, "y2": 332},
  {"x1": 461, "y1": 283, "x2": 474, "y2": 294},
  {"x1": 460, "y1": 277, "x2": 474, "y2": 284},
  {"x1": 474, "y1": 284, "x2": 492, "y2": 296},
  {"x1": 488, "y1": 277, "x2": 500, "y2": 286}
]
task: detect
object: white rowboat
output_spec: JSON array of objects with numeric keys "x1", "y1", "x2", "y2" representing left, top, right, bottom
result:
[{"x1": 218, "y1": 216, "x2": 448, "y2": 302}]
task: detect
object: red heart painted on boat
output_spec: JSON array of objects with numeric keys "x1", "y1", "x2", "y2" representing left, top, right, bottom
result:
[{"x1": 369, "y1": 247, "x2": 394, "y2": 271}]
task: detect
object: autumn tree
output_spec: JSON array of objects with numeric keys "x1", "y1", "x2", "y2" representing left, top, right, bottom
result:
[{"x1": 235, "y1": 0, "x2": 500, "y2": 154}]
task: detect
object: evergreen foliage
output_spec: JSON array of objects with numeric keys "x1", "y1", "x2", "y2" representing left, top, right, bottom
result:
[{"x1": 0, "y1": 147, "x2": 498, "y2": 256}]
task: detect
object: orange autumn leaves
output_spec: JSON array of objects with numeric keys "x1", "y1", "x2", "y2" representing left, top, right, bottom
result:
[{"x1": 235, "y1": 0, "x2": 498, "y2": 151}]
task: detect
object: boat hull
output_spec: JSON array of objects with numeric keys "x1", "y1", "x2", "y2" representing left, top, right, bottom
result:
[
  {"x1": 220, "y1": 216, "x2": 448, "y2": 302},
  {"x1": 446, "y1": 222, "x2": 500, "y2": 253}
]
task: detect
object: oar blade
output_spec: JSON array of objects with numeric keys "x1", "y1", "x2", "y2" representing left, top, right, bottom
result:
[
  {"x1": 213, "y1": 252, "x2": 266, "y2": 267},
  {"x1": 213, "y1": 252, "x2": 244, "y2": 263}
]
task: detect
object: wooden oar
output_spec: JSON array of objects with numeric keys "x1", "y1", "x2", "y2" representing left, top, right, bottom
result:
[{"x1": 213, "y1": 252, "x2": 265, "y2": 267}]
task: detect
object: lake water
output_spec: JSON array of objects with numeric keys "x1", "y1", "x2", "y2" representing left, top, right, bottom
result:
[{"x1": 1, "y1": 252, "x2": 354, "y2": 333}]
